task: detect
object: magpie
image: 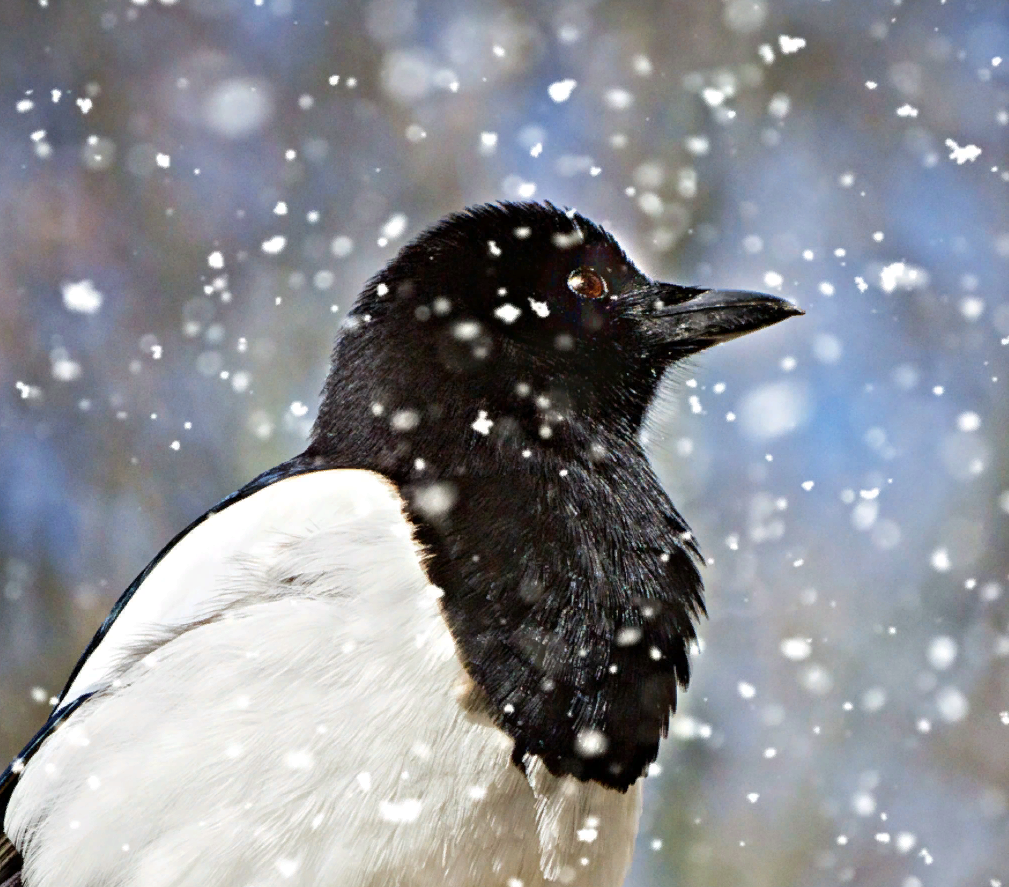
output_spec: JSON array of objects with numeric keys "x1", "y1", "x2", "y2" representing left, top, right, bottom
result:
[{"x1": 0, "y1": 202, "x2": 801, "y2": 887}]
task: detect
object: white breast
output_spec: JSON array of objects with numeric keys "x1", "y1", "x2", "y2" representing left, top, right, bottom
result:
[{"x1": 6, "y1": 469, "x2": 641, "y2": 887}]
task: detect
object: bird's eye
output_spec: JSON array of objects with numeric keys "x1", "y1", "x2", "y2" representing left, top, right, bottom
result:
[{"x1": 567, "y1": 268, "x2": 607, "y2": 299}]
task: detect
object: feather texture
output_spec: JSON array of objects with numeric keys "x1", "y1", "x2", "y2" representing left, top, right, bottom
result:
[
  {"x1": 4, "y1": 469, "x2": 639, "y2": 887},
  {"x1": 0, "y1": 832, "x2": 20, "y2": 887}
]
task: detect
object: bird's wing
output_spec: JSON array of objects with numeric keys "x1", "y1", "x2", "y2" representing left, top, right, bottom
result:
[
  {"x1": 1, "y1": 466, "x2": 456, "y2": 887},
  {"x1": 0, "y1": 831, "x2": 20, "y2": 887},
  {"x1": 0, "y1": 456, "x2": 318, "y2": 812},
  {"x1": 54, "y1": 456, "x2": 330, "y2": 713}
]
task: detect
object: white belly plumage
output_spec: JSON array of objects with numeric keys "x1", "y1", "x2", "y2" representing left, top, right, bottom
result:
[{"x1": 5, "y1": 470, "x2": 641, "y2": 887}]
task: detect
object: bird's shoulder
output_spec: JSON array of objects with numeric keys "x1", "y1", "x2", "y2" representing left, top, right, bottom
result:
[
  {"x1": 62, "y1": 460, "x2": 414, "y2": 709},
  {"x1": 0, "y1": 461, "x2": 423, "y2": 827}
]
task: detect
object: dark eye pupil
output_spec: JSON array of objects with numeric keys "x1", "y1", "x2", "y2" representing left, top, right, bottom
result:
[{"x1": 568, "y1": 269, "x2": 606, "y2": 298}]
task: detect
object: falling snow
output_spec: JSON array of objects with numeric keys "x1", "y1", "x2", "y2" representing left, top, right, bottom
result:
[
  {"x1": 61, "y1": 279, "x2": 104, "y2": 314},
  {"x1": 777, "y1": 34, "x2": 807, "y2": 54},
  {"x1": 381, "y1": 213, "x2": 408, "y2": 241},
  {"x1": 493, "y1": 303, "x2": 521, "y2": 324},
  {"x1": 261, "y1": 235, "x2": 287, "y2": 255},
  {"x1": 879, "y1": 262, "x2": 929, "y2": 293},
  {"x1": 471, "y1": 410, "x2": 493, "y2": 435},
  {"x1": 547, "y1": 79, "x2": 577, "y2": 102},
  {"x1": 378, "y1": 798, "x2": 423, "y2": 823},
  {"x1": 528, "y1": 298, "x2": 550, "y2": 318},
  {"x1": 780, "y1": 637, "x2": 812, "y2": 661},
  {"x1": 944, "y1": 138, "x2": 982, "y2": 164}
]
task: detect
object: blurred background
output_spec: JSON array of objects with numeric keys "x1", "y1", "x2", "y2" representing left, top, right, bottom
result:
[{"x1": 0, "y1": 0, "x2": 1007, "y2": 884}]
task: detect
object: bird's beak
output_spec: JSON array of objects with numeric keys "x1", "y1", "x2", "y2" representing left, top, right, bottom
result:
[{"x1": 639, "y1": 285, "x2": 804, "y2": 358}]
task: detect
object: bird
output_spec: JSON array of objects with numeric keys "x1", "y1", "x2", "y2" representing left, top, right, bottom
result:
[{"x1": 0, "y1": 201, "x2": 801, "y2": 887}]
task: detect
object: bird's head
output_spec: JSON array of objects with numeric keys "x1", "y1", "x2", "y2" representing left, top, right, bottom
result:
[
  {"x1": 308, "y1": 202, "x2": 801, "y2": 790},
  {"x1": 311, "y1": 201, "x2": 800, "y2": 470}
]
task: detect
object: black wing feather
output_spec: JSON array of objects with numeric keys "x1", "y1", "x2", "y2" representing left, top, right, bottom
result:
[{"x1": 0, "y1": 831, "x2": 20, "y2": 887}]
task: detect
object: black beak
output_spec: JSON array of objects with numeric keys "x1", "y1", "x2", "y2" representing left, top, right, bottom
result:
[{"x1": 638, "y1": 285, "x2": 804, "y2": 358}]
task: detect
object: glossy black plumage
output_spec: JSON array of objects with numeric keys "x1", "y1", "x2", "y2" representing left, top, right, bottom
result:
[{"x1": 305, "y1": 202, "x2": 801, "y2": 788}]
